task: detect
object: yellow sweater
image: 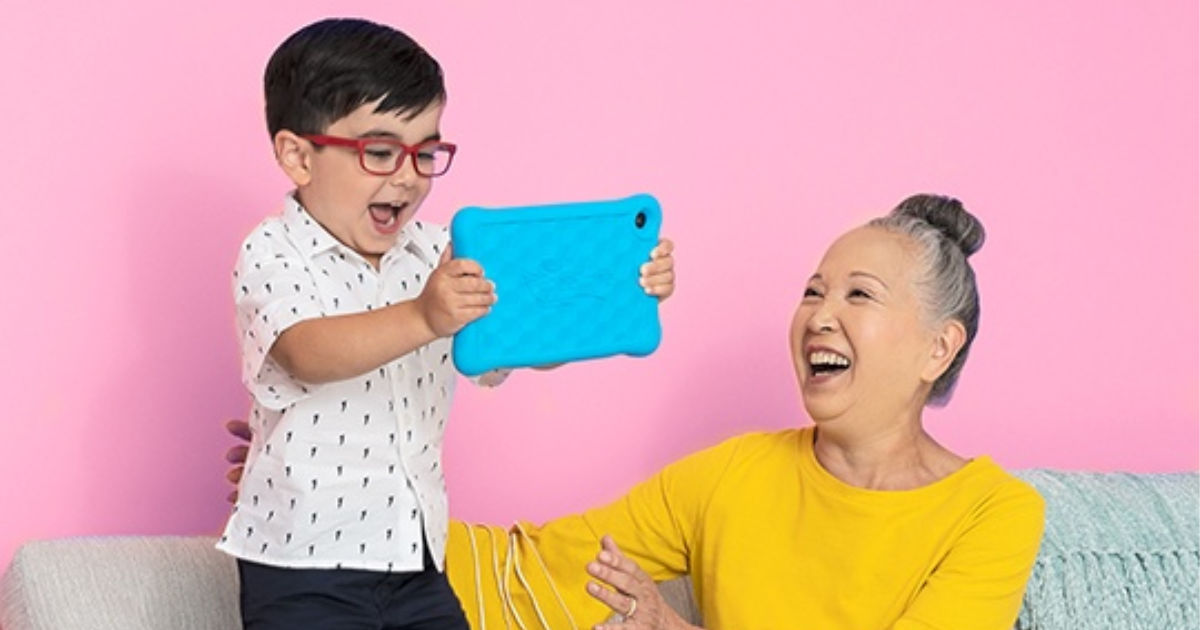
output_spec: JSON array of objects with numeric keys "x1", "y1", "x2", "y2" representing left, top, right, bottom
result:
[{"x1": 447, "y1": 428, "x2": 1044, "y2": 629}]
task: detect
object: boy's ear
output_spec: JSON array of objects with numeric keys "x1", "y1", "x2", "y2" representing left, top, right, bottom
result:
[
  {"x1": 274, "y1": 131, "x2": 313, "y2": 187},
  {"x1": 921, "y1": 319, "x2": 966, "y2": 385}
]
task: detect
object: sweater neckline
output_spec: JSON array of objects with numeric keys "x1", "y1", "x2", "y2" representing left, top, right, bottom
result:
[{"x1": 796, "y1": 426, "x2": 995, "y2": 502}]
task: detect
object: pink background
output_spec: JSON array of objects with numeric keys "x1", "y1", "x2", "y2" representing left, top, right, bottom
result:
[{"x1": 1, "y1": 2, "x2": 1196, "y2": 571}]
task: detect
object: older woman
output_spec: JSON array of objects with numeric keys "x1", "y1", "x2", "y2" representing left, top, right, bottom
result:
[{"x1": 228, "y1": 194, "x2": 1044, "y2": 629}]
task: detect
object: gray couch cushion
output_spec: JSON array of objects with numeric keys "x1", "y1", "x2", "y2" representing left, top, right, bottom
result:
[{"x1": 1, "y1": 536, "x2": 239, "y2": 630}]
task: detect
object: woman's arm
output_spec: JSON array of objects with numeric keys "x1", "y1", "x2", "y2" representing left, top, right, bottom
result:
[{"x1": 891, "y1": 483, "x2": 1046, "y2": 630}]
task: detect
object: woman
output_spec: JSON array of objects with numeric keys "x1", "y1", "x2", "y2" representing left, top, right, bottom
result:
[{"x1": 227, "y1": 194, "x2": 1044, "y2": 629}]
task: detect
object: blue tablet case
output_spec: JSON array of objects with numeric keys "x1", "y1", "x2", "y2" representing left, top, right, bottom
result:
[{"x1": 450, "y1": 194, "x2": 663, "y2": 376}]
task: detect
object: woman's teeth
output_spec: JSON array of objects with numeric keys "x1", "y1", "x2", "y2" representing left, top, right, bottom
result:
[{"x1": 809, "y1": 350, "x2": 851, "y2": 374}]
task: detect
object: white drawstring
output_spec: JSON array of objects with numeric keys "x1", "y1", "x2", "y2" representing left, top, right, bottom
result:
[
  {"x1": 465, "y1": 524, "x2": 487, "y2": 629},
  {"x1": 515, "y1": 523, "x2": 579, "y2": 630},
  {"x1": 462, "y1": 522, "x2": 580, "y2": 630},
  {"x1": 486, "y1": 526, "x2": 514, "y2": 630}
]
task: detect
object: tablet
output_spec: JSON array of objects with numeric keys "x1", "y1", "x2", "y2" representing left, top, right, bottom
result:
[{"x1": 450, "y1": 194, "x2": 663, "y2": 376}]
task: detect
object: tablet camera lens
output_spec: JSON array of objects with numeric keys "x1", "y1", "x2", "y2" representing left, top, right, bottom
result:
[{"x1": 635, "y1": 211, "x2": 647, "y2": 228}]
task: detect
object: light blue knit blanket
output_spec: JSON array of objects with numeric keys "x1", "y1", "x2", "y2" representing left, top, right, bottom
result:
[{"x1": 1013, "y1": 470, "x2": 1199, "y2": 630}]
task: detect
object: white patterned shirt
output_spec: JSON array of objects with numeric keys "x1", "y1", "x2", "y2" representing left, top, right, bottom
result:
[{"x1": 218, "y1": 195, "x2": 493, "y2": 572}]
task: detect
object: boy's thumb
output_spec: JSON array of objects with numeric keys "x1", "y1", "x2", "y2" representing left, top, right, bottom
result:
[{"x1": 439, "y1": 244, "x2": 453, "y2": 265}]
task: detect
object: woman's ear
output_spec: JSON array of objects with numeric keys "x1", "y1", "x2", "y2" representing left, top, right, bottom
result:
[
  {"x1": 921, "y1": 319, "x2": 967, "y2": 384},
  {"x1": 274, "y1": 131, "x2": 313, "y2": 187}
]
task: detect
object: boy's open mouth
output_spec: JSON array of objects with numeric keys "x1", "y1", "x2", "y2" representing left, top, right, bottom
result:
[
  {"x1": 368, "y1": 202, "x2": 408, "y2": 234},
  {"x1": 808, "y1": 350, "x2": 851, "y2": 378}
]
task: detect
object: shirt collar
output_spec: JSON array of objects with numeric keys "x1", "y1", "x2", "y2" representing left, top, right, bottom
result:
[
  {"x1": 281, "y1": 194, "x2": 341, "y2": 260},
  {"x1": 281, "y1": 193, "x2": 440, "y2": 268}
]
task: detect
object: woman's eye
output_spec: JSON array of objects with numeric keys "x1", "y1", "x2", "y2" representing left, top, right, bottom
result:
[
  {"x1": 803, "y1": 287, "x2": 822, "y2": 298},
  {"x1": 848, "y1": 288, "x2": 872, "y2": 299}
]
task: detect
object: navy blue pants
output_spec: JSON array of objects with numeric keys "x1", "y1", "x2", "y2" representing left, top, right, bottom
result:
[{"x1": 237, "y1": 549, "x2": 469, "y2": 630}]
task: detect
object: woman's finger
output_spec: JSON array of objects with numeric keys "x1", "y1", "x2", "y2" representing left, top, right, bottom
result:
[
  {"x1": 226, "y1": 419, "x2": 252, "y2": 441},
  {"x1": 601, "y1": 536, "x2": 649, "y2": 579},
  {"x1": 587, "y1": 558, "x2": 639, "y2": 595},
  {"x1": 226, "y1": 445, "x2": 249, "y2": 464},
  {"x1": 586, "y1": 580, "x2": 637, "y2": 616}
]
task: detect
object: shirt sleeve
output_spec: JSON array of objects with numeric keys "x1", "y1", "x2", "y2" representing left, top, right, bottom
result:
[
  {"x1": 892, "y1": 480, "x2": 1046, "y2": 630},
  {"x1": 515, "y1": 436, "x2": 744, "y2": 622},
  {"x1": 233, "y1": 228, "x2": 324, "y2": 409}
]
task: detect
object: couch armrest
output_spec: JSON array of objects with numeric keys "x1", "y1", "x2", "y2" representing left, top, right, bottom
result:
[{"x1": 1, "y1": 536, "x2": 239, "y2": 630}]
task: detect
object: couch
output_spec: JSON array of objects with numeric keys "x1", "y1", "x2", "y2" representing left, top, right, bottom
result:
[{"x1": 2, "y1": 470, "x2": 1196, "y2": 630}]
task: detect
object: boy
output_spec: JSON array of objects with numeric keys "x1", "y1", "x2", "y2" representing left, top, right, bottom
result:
[{"x1": 219, "y1": 17, "x2": 675, "y2": 629}]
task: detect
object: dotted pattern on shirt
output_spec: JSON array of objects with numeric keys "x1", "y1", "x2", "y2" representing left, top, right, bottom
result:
[{"x1": 217, "y1": 196, "x2": 458, "y2": 572}]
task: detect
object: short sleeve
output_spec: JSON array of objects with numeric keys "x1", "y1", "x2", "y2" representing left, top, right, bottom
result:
[{"x1": 232, "y1": 227, "x2": 324, "y2": 409}]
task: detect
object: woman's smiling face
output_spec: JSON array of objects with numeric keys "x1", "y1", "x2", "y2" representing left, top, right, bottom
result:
[{"x1": 790, "y1": 226, "x2": 943, "y2": 425}]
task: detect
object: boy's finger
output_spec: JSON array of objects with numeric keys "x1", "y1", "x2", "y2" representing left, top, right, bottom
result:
[
  {"x1": 458, "y1": 305, "x2": 491, "y2": 323},
  {"x1": 454, "y1": 277, "x2": 496, "y2": 294},
  {"x1": 459, "y1": 292, "x2": 497, "y2": 308},
  {"x1": 640, "y1": 259, "x2": 673, "y2": 276},
  {"x1": 439, "y1": 245, "x2": 453, "y2": 265},
  {"x1": 652, "y1": 238, "x2": 674, "y2": 258},
  {"x1": 445, "y1": 258, "x2": 484, "y2": 278}
]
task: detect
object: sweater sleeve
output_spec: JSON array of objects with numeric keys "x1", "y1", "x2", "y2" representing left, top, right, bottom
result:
[
  {"x1": 892, "y1": 480, "x2": 1046, "y2": 630},
  {"x1": 447, "y1": 436, "x2": 744, "y2": 627}
]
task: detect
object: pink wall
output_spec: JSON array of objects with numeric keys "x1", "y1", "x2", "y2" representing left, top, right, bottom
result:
[{"x1": 1, "y1": 1, "x2": 1196, "y2": 571}]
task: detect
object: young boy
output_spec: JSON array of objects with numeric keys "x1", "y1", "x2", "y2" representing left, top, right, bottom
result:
[{"x1": 218, "y1": 17, "x2": 675, "y2": 629}]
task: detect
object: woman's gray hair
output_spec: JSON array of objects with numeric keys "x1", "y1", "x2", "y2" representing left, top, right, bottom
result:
[{"x1": 868, "y1": 194, "x2": 985, "y2": 406}]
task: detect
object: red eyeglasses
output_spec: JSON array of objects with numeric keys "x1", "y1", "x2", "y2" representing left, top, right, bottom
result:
[{"x1": 302, "y1": 135, "x2": 457, "y2": 177}]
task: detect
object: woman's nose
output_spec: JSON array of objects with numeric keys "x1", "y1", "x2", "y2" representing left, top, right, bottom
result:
[{"x1": 806, "y1": 303, "x2": 838, "y2": 334}]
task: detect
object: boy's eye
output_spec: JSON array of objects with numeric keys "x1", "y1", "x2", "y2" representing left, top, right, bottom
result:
[
  {"x1": 365, "y1": 148, "x2": 396, "y2": 159},
  {"x1": 415, "y1": 151, "x2": 436, "y2": 162}
]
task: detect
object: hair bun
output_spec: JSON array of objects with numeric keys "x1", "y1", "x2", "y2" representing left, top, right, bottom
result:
[{"x1": 892, "y1": 194, "x2": 985, "y2": 257}]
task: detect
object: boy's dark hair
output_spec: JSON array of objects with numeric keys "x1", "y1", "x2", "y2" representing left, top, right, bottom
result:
[{"x1": 264, "y1": 18, "x2": 445, "y2": 138}]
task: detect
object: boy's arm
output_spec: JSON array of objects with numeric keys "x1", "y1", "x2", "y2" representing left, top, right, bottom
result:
[{"x1": 272, "y1": 248, "x2": 494, "y2": 384}]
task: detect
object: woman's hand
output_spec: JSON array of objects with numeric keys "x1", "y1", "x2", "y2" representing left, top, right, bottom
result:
[
  {"x1": 586, "y1": 535, "x2": 696, "y2": 630},
  {"x1": 224, "y1": 419, "x2": 251, "y2": 503}
]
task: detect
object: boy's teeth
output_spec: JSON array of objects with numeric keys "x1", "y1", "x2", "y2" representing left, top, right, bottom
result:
[{"x1": 368, "y1": 204, "x2": 396, "y2": 223}]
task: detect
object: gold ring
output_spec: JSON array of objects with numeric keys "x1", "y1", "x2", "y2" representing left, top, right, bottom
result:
[{"x1": 625, "y1": 597, "x2": 638, "y2": 618}]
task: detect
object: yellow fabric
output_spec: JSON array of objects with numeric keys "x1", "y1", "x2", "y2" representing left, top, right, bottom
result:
[{"x1": 446, "y1": 428, "x2": 1044, "y2": 629}]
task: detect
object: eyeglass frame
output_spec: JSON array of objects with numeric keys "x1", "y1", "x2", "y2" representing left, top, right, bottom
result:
[{"x1": 301, "y1": 134, "x2": 458, "y2": 178}]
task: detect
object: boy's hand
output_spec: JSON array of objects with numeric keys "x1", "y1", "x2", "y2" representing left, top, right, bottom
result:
[
  {"x1": 640, "y1": 238, "x2": 675, "y2": 301},
  {"x1": 416, "y1": 246, "x2": 496, "y2": 338}
]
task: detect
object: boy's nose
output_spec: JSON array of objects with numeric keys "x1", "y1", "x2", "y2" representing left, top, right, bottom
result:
[{"x1": 389, "y1": 157, "x2": 419, "y2": 187}]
